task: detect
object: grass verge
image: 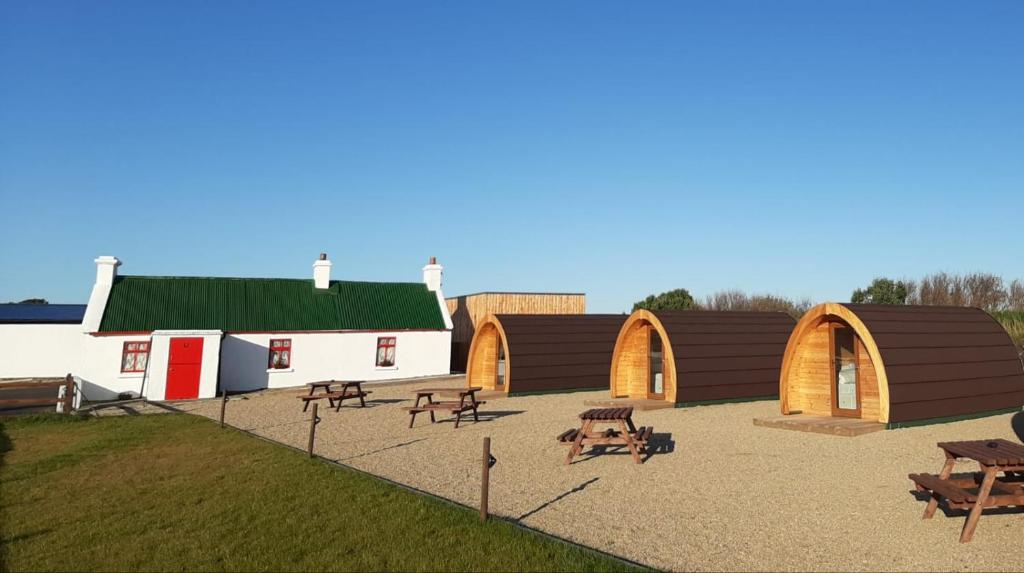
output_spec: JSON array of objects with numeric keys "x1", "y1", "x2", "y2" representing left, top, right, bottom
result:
[{"x1": 0, "y1": 413, "x2": 642, "y2": 572}]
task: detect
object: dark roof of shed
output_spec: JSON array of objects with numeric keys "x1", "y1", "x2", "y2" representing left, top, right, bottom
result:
[
  {"x1": 0, "y1": 304, "x2": 87, "y2": 324},
  {"x1": 494, "y1": 314, "x2": 627, "y2": 393},
  {"x1": 651, "y1": 310, "x2": 797, "y2": 403},
  {"x1": 97, "y1": 276, "x2": 447, "y2": 332},
  {"x1": 840, "y1": 304, "x2": 1024, "y2": 423}
]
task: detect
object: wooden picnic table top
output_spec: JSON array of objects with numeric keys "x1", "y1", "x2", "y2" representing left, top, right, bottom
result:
[
  {"x1": 937, "y1": 439, "x2": 1024, "y2": 466},
  {"x1": 579, "y1": 407, "x2": 634, "y2": 421},
  {"x1": 405, "y1": 387, "x2": 485, "y2": 429},
  {"x1": 307, "y1": 380, "x2": 364, "y2": 388},
  {"x1": 415, "y1": 386, "x2": 482, "y2": 394}
]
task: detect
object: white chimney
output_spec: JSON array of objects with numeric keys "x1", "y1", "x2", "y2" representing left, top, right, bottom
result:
[
  {"x1": 313, "y1": 253, "x2": 332, "y2": 289},
  {"x1": 82, "y1": 255, "x2": 121, "y2": 332},
  {"x1": 95, "y1": 256, "x2": 121, "y2": 285},
  {"x1": 422, "y1": 256, "x2": 442, "y2": 291}
]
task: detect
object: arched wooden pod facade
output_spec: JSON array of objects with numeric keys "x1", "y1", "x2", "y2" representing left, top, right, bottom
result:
[
  {"x1": 610, "y1": 310, "x2": 796, "y2": 404},
  {"x1": 780, "y1": 303, "x2": 1024, "y2": 425},
  {"x1": 466, "y1": 314, "x2": 627, "y2": 394}
]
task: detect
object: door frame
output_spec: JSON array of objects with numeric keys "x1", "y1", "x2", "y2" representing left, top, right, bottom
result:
[
  {"x1": 646, "y1": 326, "x2": 666, "y2": 400},
  {"x1": 829, "y1": 322, "x2": 862, "y2": 418},
  {"x1": 494, "y1": 333, "x2": 505, "y2": 389},
  {"x1": 165, "y1": 336, "x2": 204, "y2": 401}
]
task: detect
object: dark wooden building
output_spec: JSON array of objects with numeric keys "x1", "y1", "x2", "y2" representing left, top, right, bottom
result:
[
  {"x1": 466, "y1": 313, "x2": 625, "y2": 394},
  {"x1": 446, "y1": 292, "x2": 585, "y2": 371},
  {"x1": 610, "y1": 309, "x2": 796, "y2": 405},
  {"x1": 780, "y1": 303, "x2": 1024, "y2": 426}
]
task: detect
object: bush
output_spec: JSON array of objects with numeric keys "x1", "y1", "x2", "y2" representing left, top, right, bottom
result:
[
  {"x1": 851, "y1": 278, "x2": 909, "y2": 305},
  {"x1": 992, "y1": 311, "x2": 1024, "y2": 350},
  {"x1": 632, "y1": 288, "x2": 697, "y2": 312}
]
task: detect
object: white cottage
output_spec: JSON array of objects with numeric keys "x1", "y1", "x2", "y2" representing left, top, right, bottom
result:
[{"x1": 1, "y1": 254, "x2": 453, "y2": 402}]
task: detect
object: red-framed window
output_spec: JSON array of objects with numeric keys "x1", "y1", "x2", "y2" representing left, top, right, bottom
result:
[
  {"x1": 121, "y1": 341, "x2": 150, "y2": 373},
  {"x1": 268, "y1": 338, "x2": 292, "y2": 369},
  {"x1": 376, "y1": 337, "x2": 396, "y2": 367}
]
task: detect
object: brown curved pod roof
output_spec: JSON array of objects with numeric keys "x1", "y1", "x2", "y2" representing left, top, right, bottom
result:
[
  {"x1": 654, "y1": 310, "x2": 796, "y2": 403},
  {"x1": 612, "y1": 310, "x2": 796, "y2": 403},
  {"x1": 843, "y1": 304, "x2": 1024, "y2": 423},
  {"x1": 493, "y1": 314, "x2": 627, "y2": 393}
]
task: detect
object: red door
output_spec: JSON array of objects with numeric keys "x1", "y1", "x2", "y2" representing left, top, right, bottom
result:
[{"x1": 166, "y1": 337, "x2": 204, "y2": 400}]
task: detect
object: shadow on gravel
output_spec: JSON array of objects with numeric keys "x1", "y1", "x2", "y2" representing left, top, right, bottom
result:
[
  {"x1": 467, "y1": 410, "x2": 526, "y2": 422},
  {"x1": 1012, "y1": 411, "x2": 1024, "y2": 444},
  {"x1": 571, "y1": 432, "x2": 675, "y2": 465},
  {"x1": 337, "y1": 438, "x2": 429, "y2": 462},
  {"x1": 417, "y1": 410, "x2": 525, "y2": 427},
  {"x1": 361, "y1": 398, "x2": 409, "y2": 408},
  {"x1": 517, "y1": 477, "x2": 600, "y2": 521},
  {"x1": 645, "y1": 433, "x2": 676, "y2": 458}
]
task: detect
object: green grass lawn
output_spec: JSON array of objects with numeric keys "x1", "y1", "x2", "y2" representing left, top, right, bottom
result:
[{"x1": 0, "y1": 413, "x2": 641, "y2": 572}]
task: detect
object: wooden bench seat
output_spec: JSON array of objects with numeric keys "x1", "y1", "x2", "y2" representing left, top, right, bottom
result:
[
  {"x1": 557, "y1": 427, "x2": 652, "y2": 444},
  {"x1": 910, "y1": 473, "x2": 977, "y2": 504},
  {"x1": 556, "y1": 428, "x2": 579, "y2": 443},
  {"x1": 556, "y1": 427, "x2": 625, "y2": 444},
  {"x1": 321, "y1": 390, "x2": 370, "y2": 399},
  {"x1": 299, "y1": 390, "x2": 369, "y2": 402},
  {"x1": 634, "y1": 426, "x2": 654, "y2": 443},
  {"x1": 403, "y1": 400, "x2": 486, "y2": 413},
  {"x1": 403, "y1": 400, "x2": 486, "y2": 428},
  {"x1": 299, "y1": 389, "x2": 370, "y2": 411}
]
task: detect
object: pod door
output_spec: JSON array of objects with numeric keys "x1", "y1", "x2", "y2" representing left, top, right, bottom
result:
[
  {"x1": 496, "y1": 334, "x2": 506, "y2": 390},
  {"x1": 829, "y1": 324, "x2": 861, "y2": 417},
  {"x1": 648, "y1": 329, "x2": 665, "y2": 399}
]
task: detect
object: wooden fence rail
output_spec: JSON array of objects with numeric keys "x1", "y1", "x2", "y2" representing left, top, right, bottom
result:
[{"x1": 0, "y1": 373, "x2": 76, "y2": 414}]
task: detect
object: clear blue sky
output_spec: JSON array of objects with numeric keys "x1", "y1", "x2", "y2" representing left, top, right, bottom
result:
[{"x1": 1, "y1": 1, "x2": 1021, "y2": 313}]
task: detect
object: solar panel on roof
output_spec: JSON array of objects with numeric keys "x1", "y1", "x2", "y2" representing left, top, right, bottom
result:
[{"x1": 0, "y1": 304, "x2": 87, "y2": 324}]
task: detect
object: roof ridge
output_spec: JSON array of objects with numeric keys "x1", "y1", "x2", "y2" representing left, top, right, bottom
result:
[{"x1": 117, "y1": 275, "x2": 426, "y2": 286}]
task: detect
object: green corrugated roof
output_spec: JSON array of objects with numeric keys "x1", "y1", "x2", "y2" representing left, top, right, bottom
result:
[{"x1": 97, "y1": 276, "x2": 447, "y2": 332}]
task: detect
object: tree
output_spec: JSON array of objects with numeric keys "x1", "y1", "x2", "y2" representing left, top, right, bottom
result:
[
  {"x1": 911, "y1": 272, "x2": 1010, "y2": 311},
  {"x1": 702, "y1": 290, "x2": 813, "y2": 319},
  {"x1": 851, "y1": 278, "x2": 908, "y2": 305},
  {"x1": 632, "y1": 288, "x2": 697, "y2": 312},
  {"x1": 1010, "y1": 279, "x2": 1024, "y2": 311}
]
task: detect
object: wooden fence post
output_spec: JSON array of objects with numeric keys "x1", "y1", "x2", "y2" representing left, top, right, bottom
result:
[
  {"x1": 308, "y1": 403, "x2": 318, "y2": 458},
  {"x1": 219, "y1": 391, "x2": 228, "y2": 428},
  {"x1": 480, "y1": 436, "x2": 491, "y2": 522},
  {"x1": 62, "y1": 373, "x2": 74, "y2": 414}
]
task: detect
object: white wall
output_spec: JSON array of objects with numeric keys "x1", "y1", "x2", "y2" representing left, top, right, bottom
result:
[
  {"x1": 143, "y1": 331, "x2": 222, "y2": 401},
  {"x1": 18, "y1": 327, "x2": 450, "y2": 401},
  {"x1": 74, "y1": 331, "x2": 223, "y2": 401},
  {"x1": 220, "y1": 330, "x2": 452, "y2": 393},
  {"x1": 75, "y1": 334, "x2": 154, "y2": 401},
  {"x1": 0, "y1": 324, "x2": 84, "y2": 379}
]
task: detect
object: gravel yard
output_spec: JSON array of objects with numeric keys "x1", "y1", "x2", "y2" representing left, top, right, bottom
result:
[{"x1": 181, "y1": 379, "x2": 1024, "y2": 572}]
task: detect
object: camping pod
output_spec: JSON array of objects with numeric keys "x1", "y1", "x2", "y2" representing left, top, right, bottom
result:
[
  {"x1": 609, "y1": 310, "x2": 796, "y2": 405},
  {"x1": 780, "y1": 303, "x2": 1024, "y2": 426},
  {"x1": 466, "y1": 314, "x2": 626, "y2": 394}
]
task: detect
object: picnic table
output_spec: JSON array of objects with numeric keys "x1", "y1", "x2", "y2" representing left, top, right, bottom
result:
[
  {"x1": 298, "y1": 380, "x2": 369, "y2": 412},
  {"x1": 557, "y1": 407, "x2": 653, "y2": 465},
  {"x1": 403, "y1": 386, "x2": 485, "y2": 429},
  {"x1": 909, "y1": 438, "x2": 1024, "y2": 542}
]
